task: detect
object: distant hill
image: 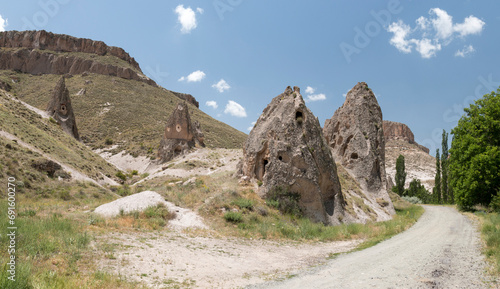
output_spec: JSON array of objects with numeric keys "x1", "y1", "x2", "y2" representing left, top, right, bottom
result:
[{"x1": 0, "y1": 30, "x2": 247, "y2": 159}]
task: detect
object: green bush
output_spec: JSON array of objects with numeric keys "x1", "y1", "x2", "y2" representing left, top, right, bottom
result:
[
  {"x1": 402, "y1": 196, "x2": 422, "y2": 204},
  {"x1": 266, "y1": 186, "x2": 302, "y2": 217},
  {"x1": 224, "y1": 211, "x2": 243, "y2": 223},
  {"x1": 115, "y1": 171, "x2": 127, "y2": 181},
  {"x1": 232, "y1": 198, "x2": 254, "y2": 210}
]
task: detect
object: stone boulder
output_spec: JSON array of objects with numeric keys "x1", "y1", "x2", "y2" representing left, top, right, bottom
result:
[
  {"x1": 158, "y1": 102, "x2": 204, "y2": 163},
  {"x1": 238, "y1": 86, "x2": 345, "y2": 225},
  {"x1": 169, "y1": 90, "x2": 200, "y2": 108},
  {"x1": 324, "y1": 82, "x2": 395, "y2": 220},
  {"x1": 46, "y1": 77, "x2": 80, "y2": 141}
]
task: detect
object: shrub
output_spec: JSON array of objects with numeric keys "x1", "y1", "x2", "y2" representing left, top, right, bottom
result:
[
  {"x1": 266, "y1": 186, "x2": 302, "y2": 217},
  {"x1": 105, "y1": 138, "x2": 113, "y2": 145},
  {"x1": 402, "y1": 196, "x2": 422, "y2": 204},
  {"x1": 115, "y1": 171, "x2": 127, "y2": 181},
  {"x1": 224, "y1": 211, "x2": 243, "y2": 223},
  {"x1": 232, "y1": 198, "x2": 254, "y2": 211}
]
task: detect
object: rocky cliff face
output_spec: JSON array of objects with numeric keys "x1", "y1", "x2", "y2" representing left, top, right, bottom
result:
[
  {"x1": 383, "y1": 121, "x2": 429, "y2": 154},
  {"x1": 0, "y1": 30, "x2": 156, "y2": 86},
  {"x1": 0, "y1": 30, "x2": 140, "y2": 70},
  {"x1": 46, "y1": 76, "x2": 80, "y2": 140},
  {"x1": 158, "y1": 102, "x2": 204, "y2": 163},
  {"x1": 323, "y1": 82, "x2": 395, "y2": 221},
  {"x1": 238, "y1": 86, "x2": 346, "y2": 225}
]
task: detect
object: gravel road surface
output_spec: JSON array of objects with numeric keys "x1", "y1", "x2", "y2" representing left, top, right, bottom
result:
[{"x1": 250, "y1": 205, "x2": 493, "y2": 289}]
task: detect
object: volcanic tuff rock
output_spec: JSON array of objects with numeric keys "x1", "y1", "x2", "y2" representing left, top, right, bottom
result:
[
  {"x1": 169, "y1": 91, "x2": 200, "y2": 108},
  {"x1": 158, "y1": 102, "x2": 204, "y2": 163},
  {"x1": 46, "y1": 77, "x2": 80, "y2": 140},
  {"x1": 323, "y1": 82, "x2": 395, "y2": 221},
  {"x1": 383, "y1": 120, "x2": 429, "y2": 154},
  {"x1": 0, "y1": 30, "x2": 140, "y2": 69},
  {"x1": 238, "y1": 86, "x2": 346, "y2": 225}
]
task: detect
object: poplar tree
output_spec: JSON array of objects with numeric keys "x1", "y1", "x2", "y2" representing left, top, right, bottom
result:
[
  {"x1": 434, "y1": 149, "x2": 441, "y2": 204},
  {"x1": 395, "y1": 155, "x2": 406, "y2": 196}
]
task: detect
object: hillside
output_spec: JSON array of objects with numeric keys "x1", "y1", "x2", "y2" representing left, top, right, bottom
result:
[{"x1": 0, "y1": 30, "x2": 247, "y2": 160}]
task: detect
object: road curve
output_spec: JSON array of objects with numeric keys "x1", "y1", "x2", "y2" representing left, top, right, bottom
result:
[{"x1": 249, "y1": 206, "x2": 491, "y2": 289}]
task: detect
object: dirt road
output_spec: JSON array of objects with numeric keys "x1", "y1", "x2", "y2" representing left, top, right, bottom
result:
[{"x1": 250, "y1": 206, "x2": 493, "y2": 289}]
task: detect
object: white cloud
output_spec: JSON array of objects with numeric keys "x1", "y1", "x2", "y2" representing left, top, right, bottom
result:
[
  {"x1": 430, "y1": 8, "x2": 454, "y2": 40},
  {"x1": 306, "y1": 93, "x2": 326, "y2": 102},
  {"x1": 247, "y1": 121, "x2": 257, "y2": 131},
  {"x1": 175, "y1": 5, "x2": 203, "y2": 34},
  {"x1": 224, "y1": 100, "x2": 247, "y2": 117},
  {"x1": 0, "y1": 14, "x2": 7, "y2": 32},
  {"x1": 178, "y1": 70, "x2": 206, "y2": 82},
  {"x1": 387, "y1": 8, "x2": 485, "y2": 58},
  {"x1": 387, "y1": 20, "x2": 412, "y2": 53},
  {"x1": 454, "y1": 16, "x2": 486, "y2": 37},
  {"x1": 455, "y1": 45, "x2": 475, "y2": 57},
  {"x1": 411, "y1": 38, "x2": 441, "y2": 58},
  {"x1": 206, "y1": 101, "x2": 218, "y2": 109},
  {"x1": 212, "y1": 79, "x2": 230, "y2": 93},
  {"x1": 305, "y1": 86, "x2": 315, "y2": 94}
]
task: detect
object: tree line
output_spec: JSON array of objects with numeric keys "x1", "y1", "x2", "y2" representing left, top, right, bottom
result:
[{"x1": 392, "y1": 86, "x2": 499, "y2": 211}]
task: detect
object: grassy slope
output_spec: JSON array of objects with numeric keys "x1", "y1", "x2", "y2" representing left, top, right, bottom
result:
[
  {"x1": 0, "y1": 89, "x2": 119, "y2": 190},
  {"x1": 0, "y1": 70, "x2": 247, "y2": 159}
]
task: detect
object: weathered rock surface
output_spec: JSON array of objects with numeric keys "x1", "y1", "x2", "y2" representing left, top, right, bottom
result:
[
  {"x1": 169, "y1": 90, "x2": 199, "y2": 108},
  {"x1": 324, "y1": 82, "x2": 395, "y2": 221},
  {"x1": 0, "y1": 48, "x2": 156, "y2": 86},
  {"x1": 46, "y1": 77, "x2": 80, "y2": 140},
  {"x1": 158, "y1": 102, "x2": 204, "y2": 163},
  {"x1": 383, "y1": 120, "x2": 429, "y2": 154},
  {"x1": 238, "y1": 86, "x2": 345, "y2": 225},
  {"x1": 0, "y1": 30, "x2": 140, "y2": 70}
]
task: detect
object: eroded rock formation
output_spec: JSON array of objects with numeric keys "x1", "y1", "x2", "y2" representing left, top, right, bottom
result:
[
  {"x1": 46, "y1": 77, "x2": 80, "y2": 140},
  {"x1": 383, "y1": 120, "x2": 430, "y2": 154},
  {"x1": 324, "y1": 82, "x2": 395, "y2": 221},
  {"x1": 238, "y1": 86, "x2": 345, "y2": 225},
  {"x1": 169, "y1": 91, "x2": 199, "y2": 108},
  {"x1": 158, "y1": 102, "x2": 204, "y2": 163},
  {"x1": 0, "y1": 30, "x2": 140, "y2": 69}
]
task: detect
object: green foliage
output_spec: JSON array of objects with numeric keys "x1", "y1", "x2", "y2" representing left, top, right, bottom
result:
[
  {"x1": 394, "y1": 155, "x2": 406, "y2": 196},
  {"x1": 405, "y1": 179, "x2": 431, "y2": 203},
  {"x1": 231, "y1": 198, "x2": 254, "y2": 211},
  {"x1": 115, "y1": 171, "x2": 127, "y2": 181},
  {"x1": 441, "y1": 130, "x2": 450, "y2": 203},
  {"x1": 402, "y1": 196, "x2": 422, "y2": 204},
  {"x1": 224, "y1": 211, "x2": 243, "y2": 223},
  {"x1": 450, "y1": 87, "x2": 500, "y2": 210},
  {"x1": 479, "y1": 212, "x2": 500, "y2": 272},
  {"x1": 105, "y1": 138, "x2": 113, "y2": 145},
  {"x1": 433, "y1": 149, "x2": 442, "y2": 204},
  {"x1": 266, "y1": 186, "x2": 302, "y2": 217}
]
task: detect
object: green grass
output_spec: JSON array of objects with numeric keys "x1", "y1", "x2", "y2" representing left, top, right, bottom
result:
[
  {"x1": 478, "y1": 212, "x2": 500, "y2": 274},
  {"x1": 1, "y1": 70, "x2": 247, "y2": 157},
  {"x1": 0, "y1": 88, "x2": 119, "y2": 186},
  {"x1": 0, "y1": 200, "x2": 145, "y2": 289}
]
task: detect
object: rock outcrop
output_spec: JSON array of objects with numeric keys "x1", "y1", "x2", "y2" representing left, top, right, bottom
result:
[
  {"x1": 0, "y1": 30, "x2": 156, "y2": 86},
  {"x1": 383, "y1": 121, "x2": 430, "y2": 154},
  {"x1": 46, "y1": 77, "x2": 80, "y2": 140},
  {"x1": 238, "y1": 86, "x2": 345, "y2": 225},
  {"x1": 158, "y1": 102, "x2": 204, "y2": 163},
  {"x1": 324, "y1": 82, "x2": 395, "y2": 221},
  {"x1": 0, "y1": 30, "x2": 140, "y2": 70},
  {"x1": 169, "y1": 91, "x2": 199, "y2": 108}
]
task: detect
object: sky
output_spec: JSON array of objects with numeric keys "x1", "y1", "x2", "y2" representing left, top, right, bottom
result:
[{"x1": 1, "y1": 0, "x2": 499, "y2": 155}]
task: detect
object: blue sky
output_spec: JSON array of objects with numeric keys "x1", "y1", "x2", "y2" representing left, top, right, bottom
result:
[{"x1": 1, "y1": 0, "x2": 499, "y2": 154}]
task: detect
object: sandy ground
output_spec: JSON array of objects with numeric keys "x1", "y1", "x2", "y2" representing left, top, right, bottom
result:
[
  {"x1": 96, "y1": 147, "x2": 243, "y2": 182},
  {"x1": 250, "y1": 206, "x2": 495, "y2": 289},
  {"x1": 97, "y1": 231, "x2": 361, "y2": 288}
]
